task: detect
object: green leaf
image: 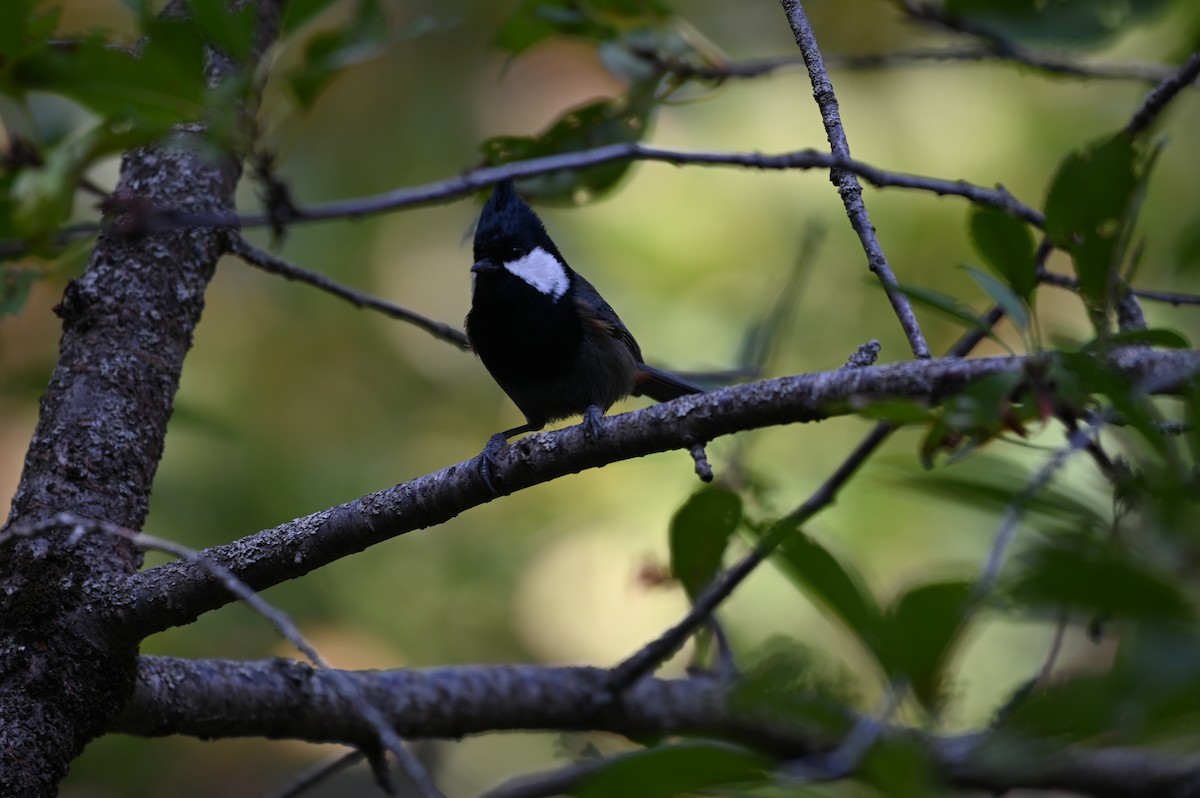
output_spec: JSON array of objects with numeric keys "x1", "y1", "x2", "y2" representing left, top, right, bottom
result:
[
  {"x1": 0, "y1": 0, "x2": 47, "y2": 60},
  {"x1": 731, "y1": 639, "x2": 859, "y2": 731},
  {"x1": 1044, "y1": 134, "x2": 1144, "y2": 331},
  {"x1": 904, "y1": 457, "x2": 1108, "y2": 530},
  {"x1": 1185, "y1": 381, "x2": 1200, "y2": 469},
  {"x1": 598, "y1": 38, "x2": 661, "y2": 83},
  {"x1": 286, "y1": 2, "x2": 440, "y2": 108},
  {"x1": 859, "y1": 735, "x2": 936, "y2": 798},
  {"x1": 287, "y1": 0, "x2": 387, "y2": 107},
  {"x1": 187, "y1": 0, "x2": 258, "y2": 61},
  {"x1": 494, "y1": 0, "x2": 670, "y2": 56},
  {"x1": 15, "y1": 22, "x2": 207, "y2": 125},
  {"x1": 495, "y1": 0, "x2": 606, "y2": 55},
  {"x1": 0, "y1": 268, "x2": 39, "y2": 317},
  {"x1": 11, "y1": 116, "x2": 169, "y2": 239},
  {"x1": 669, "y1": 486, "x2": 742, "y2": 601},
  {"x1": 768, "y1": 528, "x2": 885, "y2": 658},
  {"x1": 1087, "y1": 327, "x2": 1192, "y2": 350},
  {"x1": 943, "y1": 0, "x2": 1171, "y2": 48},
  {"x1": 854, "y1": 399, "x2": 935, "y2": 426},
  {"x1": 575, "y1": 743, "x2": 769, "y2": 798},
  {"x1": 895, "y1": 282, "x2": 1003, "y2": 343},
  {"x1": 1005, "y1": 622, "x2": 1200, "y2": 742},
  {"x1": 1057, "y1": 351, "x2": 1173, "y2": 460},
  {"x1": 878, "y1": 580, "x2": 973, "y2": 712},
  {"x1": 1001, "y1": 672, "x2": 1118, "y2": 740},
  {"x1": 969, "y1": 206, "x2": 1037, "y2": 303},
  {"x1": 282, "y1": 0, "x2": 342, "y2": 36},
  {"x1": 962, "y1": 263, "x2": 1032, "y2": 339},
  {"x1": 1009, "y1": 535, "x2": 1193, "y2": 621},
  {"x1": 12, "y1": 148, "x2": 76, "y2": 238},
  {"x1": 482, "y1": 96, "x2": 654, "y2": 202},
  {"x1": 1177, "y1": 213, "x2": 1200, "y2": 272},
  {"x1": 918, "y1": 371, "x2": 1036, "y2": 468}
]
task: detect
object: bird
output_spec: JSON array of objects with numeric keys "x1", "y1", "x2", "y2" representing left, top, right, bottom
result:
[{"x1": 465, "y1": 180, "x2": 703, "y2": 488}]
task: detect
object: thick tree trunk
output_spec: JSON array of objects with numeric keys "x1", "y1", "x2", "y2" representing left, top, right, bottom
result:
[
  {"x1": 0, "y1": 130, "x2": 239, "y2": 797},
  {"x1": 0, "y1": 3, "x2": 282, "y2": 790}
]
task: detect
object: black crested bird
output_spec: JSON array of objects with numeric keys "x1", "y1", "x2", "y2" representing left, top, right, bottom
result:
[{"x1": 465, "y1": 180, "x2": 702, "y2": 488}]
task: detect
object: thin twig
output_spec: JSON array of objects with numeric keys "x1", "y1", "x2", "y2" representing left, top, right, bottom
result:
[
  {"x1": 991, "y1": 611, "x2": 1069, "y2": 727},
  {"x1": 648, "y1": 46, "x2": 1175, "y2": 83},
  {"x1": 0, "y1": 145, "x2": 1044, "y2": 259},
  {"x1": 1039, "y1": 270, "x2": 1200, "y2": 307},
  {"x1": 781, "y1": 683, "x2": 905, "y2": 783},
  {"x1": 606, "y1": 300, "x2": 1010, "y2": 691},
  {"x1": 0, "y1": 222, "x2": 100, "y2": 258},
  {"x1": 149, "y1": 144, "x2": 1044, "y2": 232},
  {"x1": 263, "y1": 749, "x2": 365, "y2": 798},
  {"x1": 228, "y1": 234, "x2": 469, "y2": 349},
  {"x1": 1125, "y1": 52, "x2": 1200, "y2": 137},
  {"x1": 686, "y1": 439, "x2": 714, "y2": 482},
  {"x1": 781, "y1": 0, "x2": 931, "y2": 359},
  {"x1": 607, "y1": 422, "x2": 896, "y2": 691},
  {"x1": 976, "y1": 419, "x2": 1103, "y2": 595}
]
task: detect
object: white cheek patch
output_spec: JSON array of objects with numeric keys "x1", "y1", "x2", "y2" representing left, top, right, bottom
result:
[{"x1": 504, "y1": 246, "x2": 569, "y2": 300}]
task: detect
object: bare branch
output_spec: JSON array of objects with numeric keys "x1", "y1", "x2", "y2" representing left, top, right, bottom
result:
[
  {"x1": 1125, "y1": 52, "x2": 1200, "y2": 137},
  {"x1": 116, "y1": 656, "x2": 1200, "y2": 798},
  {"x1": 780, "y1": 0, "x2": 931, "y2": 359},
  {"x1": 113, "y1": 348, "x2": 1200, "y2": 637},
  {"x1": 781, "y1": 684, "x2": 903, "y2": 783},
  {"x1": 608, "y1": 421, "x2": 896, "y2": 691},
  {"x1": 0, "y1": 145, "x2": 1043, "y2": 260},
  {"x1": 264, "y1": 750, "x2": 365, "y2": 798},
  {"x1": 976, "y1": 417, "x2": 1104, "y2": 594},
  {"x1": 1039, "y1": 270, "x2": 1200, "y2": 307},
  {"x1": 228, "y1": 234, "x2": 469, "y2": 349},
  {"x1": 645, "y1": 47, "x2": 1176, "y2": 84},
  {"x1": 138, "y1": 143, "x2": 1044, "y2": 232}
]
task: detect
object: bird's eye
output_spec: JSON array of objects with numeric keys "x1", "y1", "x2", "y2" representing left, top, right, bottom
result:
[{"x1": 508, "y1": 247, "x2": 522, "y2": 260}]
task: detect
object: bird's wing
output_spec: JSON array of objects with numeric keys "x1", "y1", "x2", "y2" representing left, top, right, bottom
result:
[{"x1": 571, "y1": 272, "x2": 645, "y2": 363}]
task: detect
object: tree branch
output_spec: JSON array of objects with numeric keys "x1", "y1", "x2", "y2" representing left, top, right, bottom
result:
[
  {"x1": 228, "y1": 234, "x2": 469, "y2": 349},
  {"x1": 112, "y1": 348, "x2": 1200, "y2": 636},
  {"x1": 644, "y1": 47, "x2": 1177, "y2": 84},
  {"x1": 1123, "y1": 51, "x2": 1200, "y2": 137},
  {"x1": 142, "y1": 143, "x2": 1043, "y2": 232},
  {"x1": 0, "y1": 3, "x2": 286, "y2": 793},
  {"x1": 1040, "y1": 270, "x2": 1200, "y2": 307},
  {"x1": 780, "y1": 0, "x2": 931, "y2": 359},
  {"x1": 116, "y1": 656, "x2": 1200, "y2": 798}
]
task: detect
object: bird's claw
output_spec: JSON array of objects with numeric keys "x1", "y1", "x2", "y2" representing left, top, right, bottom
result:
[
  {"x1": 478, "y1": 433, "x2": 508, "y2": 492},
  {"x1": 583, "y1": 405, "x2": 605, "y2": 441}
]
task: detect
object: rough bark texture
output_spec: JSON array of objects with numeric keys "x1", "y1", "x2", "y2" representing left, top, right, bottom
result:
[
  {"x1": 118, "y1": 657, "x2": 1200, "y2": 798},
  {"x1": 0, "y1": 0, "x2": 284, "y2": 787},
  {"x1": 112, "y1": 348, "x2": 1200, "y2": 636},
  {"x1": 0, "y1": 133, "x2": 240, "y2": 795}
]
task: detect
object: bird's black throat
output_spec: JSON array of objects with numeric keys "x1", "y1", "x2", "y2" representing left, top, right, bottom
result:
[{"x1": 466, "y1": 270, "x2": 582, "y2": 386}]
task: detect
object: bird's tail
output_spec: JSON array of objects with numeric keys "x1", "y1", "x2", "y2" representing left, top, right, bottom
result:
[{"x1": 633, "y1": 364, "x2": 706, "y2": 402}]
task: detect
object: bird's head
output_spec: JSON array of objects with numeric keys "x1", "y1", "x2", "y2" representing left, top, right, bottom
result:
[{"x1": 472, "y1": 180, "x2": 570, "y2": 301}]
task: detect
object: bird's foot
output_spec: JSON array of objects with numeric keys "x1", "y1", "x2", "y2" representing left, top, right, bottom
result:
[
  {"x1": 478, "y1": 432, "x2": 508, "y2": 492},
  {"x1": 583, "y1": 405, "x2": 605, "y2": 441}
]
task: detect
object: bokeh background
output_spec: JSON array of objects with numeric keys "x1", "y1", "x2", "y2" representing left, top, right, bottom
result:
[{"x1": 3, "y1": 0, "x2": 1200, "y2": 794}]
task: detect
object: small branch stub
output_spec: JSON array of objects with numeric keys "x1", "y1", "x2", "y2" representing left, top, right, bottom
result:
[{"x1": 686, "y1": 439, "x2": 714, "y2": 482}]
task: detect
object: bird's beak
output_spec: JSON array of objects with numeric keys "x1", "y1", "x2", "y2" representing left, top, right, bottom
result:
[{"x1": 471, "y1": 259, "x2": 500, "y2": 274}]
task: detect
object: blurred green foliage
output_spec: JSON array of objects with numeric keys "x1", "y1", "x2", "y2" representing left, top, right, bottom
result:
[{"x1": 0, "y1": 0, "x2": 1197, "y2": 796}]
